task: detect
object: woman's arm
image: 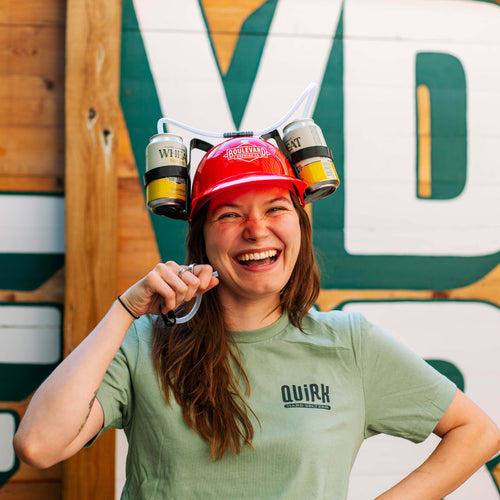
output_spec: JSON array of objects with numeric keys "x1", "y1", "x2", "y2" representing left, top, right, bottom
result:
[
  {"x1": 13, "y1": 262, "x2": 218, "y2": 469},
  {"x1": 13, "y1": 301, "x2": 133, "y2": 469},
  {"x1": 375, "y1": 388, "x2": 500, "y2": 500}
]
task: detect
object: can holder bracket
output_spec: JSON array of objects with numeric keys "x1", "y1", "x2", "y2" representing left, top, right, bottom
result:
[
  {"x1": 143, "y1": 165, "x2": 188, "y2": 187},
  {"x1": 290, "y1": 146, "x2": 333, "y2": 165}
]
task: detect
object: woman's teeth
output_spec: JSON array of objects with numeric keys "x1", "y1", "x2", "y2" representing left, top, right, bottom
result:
[{"x1": 237, "y1": 250, "x2": 278, "y2": 263}]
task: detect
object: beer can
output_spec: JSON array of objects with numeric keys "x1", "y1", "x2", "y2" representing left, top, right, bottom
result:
[
  {"x1": 144, "y1": 134, "x2": 188, "y2": 219},
  {"x1": 282, "y1": 119, "x2": 339, "y2": 203}
]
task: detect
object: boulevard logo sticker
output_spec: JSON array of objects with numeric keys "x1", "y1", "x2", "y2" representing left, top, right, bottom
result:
[
  {"x1": 224, "y1": 145, "x2": 270, "y2": 162},
  {"x1": 281, "y1": 383, "x2": 331, "y2": 410}
]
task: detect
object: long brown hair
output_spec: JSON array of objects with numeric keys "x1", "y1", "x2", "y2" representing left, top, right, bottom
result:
[{"x1": 151, "y1": 196, "x2": 320, "y2": 459}]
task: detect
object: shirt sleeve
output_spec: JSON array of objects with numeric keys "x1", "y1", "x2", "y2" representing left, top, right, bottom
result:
[
  {"x1": 351, "y1": 312, "x2": 456, "y2": 443},
  {"x1": 86, "y1": 321, "x2": 139, "y2": 446}
]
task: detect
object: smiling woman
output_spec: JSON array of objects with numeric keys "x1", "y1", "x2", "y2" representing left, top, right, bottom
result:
[
  {"x1": 13, "y1": 137, "x2": 500, "y2": 500},
  {"x1": 203, "y1": 185, "x2": 302, "y2": 317}
]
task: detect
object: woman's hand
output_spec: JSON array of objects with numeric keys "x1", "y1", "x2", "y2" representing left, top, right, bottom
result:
[{"x1": 118, "y1": 262, "x2": 219, "y2": 319}]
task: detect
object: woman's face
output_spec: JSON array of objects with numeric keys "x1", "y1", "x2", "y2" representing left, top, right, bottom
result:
[{"x1": 203, "y1": 184, "x2": 301, "y2": 304}]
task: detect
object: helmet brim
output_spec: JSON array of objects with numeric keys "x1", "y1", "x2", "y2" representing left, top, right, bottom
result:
[{"x1": 189, "y1": 174, "x2": 306, "y2": 221}]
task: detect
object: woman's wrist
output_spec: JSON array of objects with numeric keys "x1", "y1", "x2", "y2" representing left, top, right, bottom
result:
[{"x1": 116, "y1": 295, "x2": 140, "y2": 320}]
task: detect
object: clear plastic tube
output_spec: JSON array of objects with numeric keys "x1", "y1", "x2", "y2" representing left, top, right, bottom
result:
[
  {"x1": 175, "y1": 294, "x2": 202, "y2": 324},
  {"x1": 258, "y1": 82, "x2": 318, "y2": 136},
  {"x1": 175, "y1": 271, "x2": 218, "y2": 324},
  {"x1": 156, "y1": 82, "x2": 318, "y2": 139},
  {"x1": 156, "y1": 118, "x2": 225, "y2": 138}
]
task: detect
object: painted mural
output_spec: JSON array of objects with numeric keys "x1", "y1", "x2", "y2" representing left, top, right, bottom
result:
[{"x1": 1, "y1": 0, "x2": 499, "y2": 498}]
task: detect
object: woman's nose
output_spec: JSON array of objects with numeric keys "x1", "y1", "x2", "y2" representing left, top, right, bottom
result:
[{"x1": 242, "y1": 215, "x2": 268, "y2": 241}]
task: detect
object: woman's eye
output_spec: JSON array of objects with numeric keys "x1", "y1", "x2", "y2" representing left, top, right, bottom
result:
[
  {"x1": 268, "y1": 206, "x2": 287, "y2": 214},
  {"x1": 218, "y1": 212, "x2": 240, "y2": 220}
]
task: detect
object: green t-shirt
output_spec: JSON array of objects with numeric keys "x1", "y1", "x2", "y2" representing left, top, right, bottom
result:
[{"x1": 94, "y1": 309, "x2": 456, "y2": 499}]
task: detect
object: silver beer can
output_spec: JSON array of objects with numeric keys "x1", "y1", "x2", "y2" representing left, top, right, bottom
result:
[
  {"x1": 144, "y1": 133, "x2": 188, "y2": 218},
  {"x1": 282, "y1": 119, "x2": 339, "y2": 202}
]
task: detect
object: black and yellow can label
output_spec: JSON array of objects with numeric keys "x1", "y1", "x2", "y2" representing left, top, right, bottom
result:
[
  {"x1": 299, "y1": 159, "x2": 339, "y2": 187},
  {"x1": 147, "y1": 178, "x2": 186, "y2": 203}
]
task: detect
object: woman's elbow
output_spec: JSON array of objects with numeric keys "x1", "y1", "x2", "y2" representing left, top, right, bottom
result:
[
  {"x1": 468, "y1": 414, "x2": 500, "y2": 464},
  {"x1": 13, "y1": 430, "x2": 59, "y2": 470},
  {"x1": 485, "y1": 420, "x2": 500, "y2": 460}
]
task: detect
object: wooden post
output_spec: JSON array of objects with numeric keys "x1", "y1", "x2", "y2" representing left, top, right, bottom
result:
[{"x1": 64, "y1": 0, "x2": 122, "y2": 498}]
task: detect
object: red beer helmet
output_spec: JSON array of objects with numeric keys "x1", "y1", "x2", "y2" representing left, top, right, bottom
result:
[{"x1": 189, "y1": 137, "x2": 307, "y2": 221}]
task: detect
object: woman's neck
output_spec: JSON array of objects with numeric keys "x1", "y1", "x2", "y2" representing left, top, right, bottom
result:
[{"x1": 218, "y1": 291, "x2": 282, "y2": 331}]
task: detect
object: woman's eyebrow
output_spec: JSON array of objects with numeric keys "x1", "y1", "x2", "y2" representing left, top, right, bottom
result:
[
  {"x1": 267, "y1": 197, "x2": 292, "y2": 204},
  {"x1": 210, "y1": 196, "x2": 292, "y2": 213},
  {"x1": 210, "y1": 202, "x2": 240, "y2": 213}
]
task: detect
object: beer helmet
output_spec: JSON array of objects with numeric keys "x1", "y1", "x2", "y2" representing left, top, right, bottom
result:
[
  {"x1": 189, "y1": 136, "x2": 307, "y2": 221},
  {"x1": 144, "y1": 85, "x2": 339, "y2": 222}
]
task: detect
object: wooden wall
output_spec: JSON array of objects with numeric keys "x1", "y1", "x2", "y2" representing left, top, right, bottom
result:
[
  {"x1": 0, "y1": 0, "x2": 139, "y2": 497},
  {"x1": 0, "y1": 2, "x2": 65, "y2": 497},
  {"x1": 0, "y1": 1, "x2": 65, "y2": 194}
]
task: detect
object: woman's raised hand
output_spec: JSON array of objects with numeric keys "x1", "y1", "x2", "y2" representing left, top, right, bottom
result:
[
  {"x1": 13, "y1": 261, "x2": 219, "y2": 469},
  {"x1": 117, "y1": 262, "x2": 219, "y2": 319}
]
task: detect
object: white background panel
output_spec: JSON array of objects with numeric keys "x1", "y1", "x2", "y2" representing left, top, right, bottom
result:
[
  {"x1": 0, "y1": 413, "x2": 16, "y2": 472},
  {"x1": 0, "y1": 196, "x2": 64, "y2": 253},
  {"x1": 0, "y1": 305, "x2": 61, "y2": 364}
]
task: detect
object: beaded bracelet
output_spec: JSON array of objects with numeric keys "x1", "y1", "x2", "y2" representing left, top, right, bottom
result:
[{"x1": 117, "y1": 295, "x2": 139, "y2": 320}]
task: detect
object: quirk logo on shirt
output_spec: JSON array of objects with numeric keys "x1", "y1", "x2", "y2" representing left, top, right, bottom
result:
[{"x1": 281, "y1": 383, "x2": 332, "y2": 410}]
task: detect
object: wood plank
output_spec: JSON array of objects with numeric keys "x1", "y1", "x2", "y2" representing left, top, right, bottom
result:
[
  {"x1": 0, "y1": 24, "x2": 65, "y2": 128},
  {"x1": 0, "y1": 126, "x2": 64, "y2": 189},
  {"x1": 0, "y1": 481, "x2": 61, "y2": 499},
  {"x1": 316, "y1": 262, "x2": 500, "y2": 313},
  {"x1": 0, "y1": 19, "x2": 65, "y2": 193},
  {"x1": 0, "y1": 0, "x2": 66, "y2": 26},
  {"x1": 116, "y1": 108, "x2": 139, "y2": 179},
  {"x1": 63, "y1": 0, "x2": 122, "y2": 497},
  {"x1": 62, "y1": 433, "x2": 116, "y2": 500},
  {"x1": 0, "y1": 4, "x2": 66, "y2": 496},
  {"x1": 116, "y1": 107, "x2": 161, "y2": 291},
  {"x1": 0, "y1": 401, "x2": 27, "y2": 414},
  {"x1": 8, "y1": 463, "x2": 61, "y2": 483},
  {"x1": 0, "y1": 174, "x2": 63, "y2": 192},
  {"x1": 118, "y1": 178, "x2": 161, "y2": 291},
  {"x1": 0, "y1": 267, "x2": 64, "y2": 306},
  {"x1": 0, "y1": 25, "x2": 65, "y2": 79},
  {"x1": 0, "y1": 75, "x2": 63, "y2": 127}
]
